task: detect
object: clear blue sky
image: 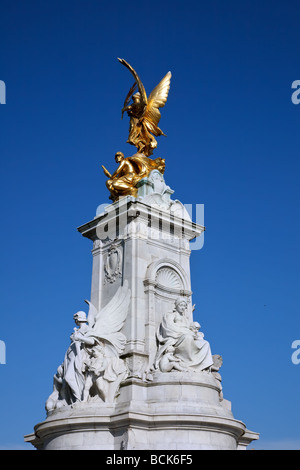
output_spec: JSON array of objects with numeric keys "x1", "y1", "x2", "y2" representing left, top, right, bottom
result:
[{"x1": 1, "y1": 0, "x2": 299, "y2": 450}]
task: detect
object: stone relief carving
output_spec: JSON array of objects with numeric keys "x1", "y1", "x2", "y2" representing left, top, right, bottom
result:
[
  {"x1": 155, "y1": 267, "x2": 182, "y2": 290},
  {"x1": 123, "y1": 352, "x2": 149, "y2": 380},
  {"x1": 104, "y1": 242, "x2": 122, "y2": 284},
  {"x1": 137, "y1": 170, "x2": 191, "y2": 221},
  {"x1": 46, "y1": 282, "x2": 130, "y2": 413},
  {"x1": 211, "y1": 354, "x2": 224, "y2": 401},
  {"x1": 93, "y1": 239, "x2": 101, "y2": 250},
  {"x1": 153, "y1": 297, "x2": 214, "y2": 373}
]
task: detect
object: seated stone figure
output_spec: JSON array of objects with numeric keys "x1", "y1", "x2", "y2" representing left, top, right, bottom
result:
[{"x1": 154, "y1": 297, "x2": 214, "y2": 372}]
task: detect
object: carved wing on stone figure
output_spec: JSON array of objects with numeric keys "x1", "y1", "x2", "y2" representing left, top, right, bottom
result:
[
  {"x1": 85, "y1": 280, "x2": 131, "y2": 355},
  {"x1": 85, "y1": 299, "x2": 98, "y2": 327}
]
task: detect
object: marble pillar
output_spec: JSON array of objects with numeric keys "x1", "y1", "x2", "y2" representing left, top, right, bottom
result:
[{"x1": 25, "y1": 172, "x2": 259, "y2": 450}]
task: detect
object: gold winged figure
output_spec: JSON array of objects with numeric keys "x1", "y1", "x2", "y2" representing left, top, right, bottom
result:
[{"x1": 118, "y1": 58, "x2": 172, "y2": 157}]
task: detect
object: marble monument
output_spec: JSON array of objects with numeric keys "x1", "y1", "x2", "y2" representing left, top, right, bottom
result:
[{"x1": 24, "y1": 59, "x2": 259, "y2": 450}]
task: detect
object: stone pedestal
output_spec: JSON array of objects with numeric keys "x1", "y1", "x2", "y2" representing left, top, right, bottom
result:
[
  {"x1": 26, "y1": 373, "x2": 247, "y2": 450},
  {"x1": 25, "y1": 174, "x2": 259, "y2": 450}
]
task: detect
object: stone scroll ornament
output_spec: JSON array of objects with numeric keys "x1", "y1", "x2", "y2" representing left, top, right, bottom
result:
[
  {"x1": 46, "y1": 282, "x2": 131, "y2": 412},
  {"x1": 153, "y1": 297, "x2": 214, "y2": 373}
]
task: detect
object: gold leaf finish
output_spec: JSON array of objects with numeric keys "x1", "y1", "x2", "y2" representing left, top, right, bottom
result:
[
  {"x1": 118, "y1": 58, "x2": 171, "y2": 157},
  {"x1": 101, "y1": 59, "x2": 171, "y2": 201},
  {"x1": 102, "y1": 152, "x2": 165, "y2": 201}
]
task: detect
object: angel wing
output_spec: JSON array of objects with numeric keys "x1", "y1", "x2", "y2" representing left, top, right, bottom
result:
[
  {"x1": 85, "y1": 299, "x2": 98, "y2": 327},
  {"x1": 85, "y1": 280, "x2": 131, "y2": 354},
  {"x1": 118, "y1": 58, "x2": 148, "y2": 106},
  {"x1": 143, "y1": 71, "x2": 172, "y2": 133}
]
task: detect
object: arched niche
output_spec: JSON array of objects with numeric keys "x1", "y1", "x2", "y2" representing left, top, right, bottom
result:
[{"x1": 143, "y1": 258, "x2": 193, "y2": 364}]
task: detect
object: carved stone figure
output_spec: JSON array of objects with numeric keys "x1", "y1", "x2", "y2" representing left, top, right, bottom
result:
[
  {"x1": 158, "y1": 345, "x2": 187, "y2": 372},
  {"x1": 82, "y1": 342, "x2": 128, "y2": 403},
  {"x1": 62, "y1": 311, "x2": 94, "y2": 403},
  {"x1": 46, "y1": 282, "x2": 131, "y2": 412},
  {"x1": 82, "y1": 343, "x2": 107, "y2": 401},
  {"x1": 45, "y1": 365, "x2": 65, "y2": 412},
  {"x1": 150, "y1": 169, "x2": 168, "y2": 194},
  {"x1": 46, "y1": 312, "x2": 94, "y2": 411},
  {"x1": 139, "y1": 170, "x2": 173, "y2": 210},
  {"x1": 154, "y1": 297, "x2": 214, "y2": 372},
  {"x1": 137, "y1": 170, "x2": 192, "y2": 222},
  {"x1": 211, "y1": 354, "x2": 224, "y2": 401}
]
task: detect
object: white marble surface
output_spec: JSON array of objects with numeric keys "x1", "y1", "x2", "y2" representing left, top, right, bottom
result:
[
  {"x1": 25, "y1": 173, "x2": 259, "y2": 450},
  {"x1": 26, "y1": 371, "x2": 257, "y2": 450}
]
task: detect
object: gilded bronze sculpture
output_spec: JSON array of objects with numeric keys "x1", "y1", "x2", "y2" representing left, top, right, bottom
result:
[
  {"x1": 102, "y1": 152, "x2": 165, "y2": 200},
  {"x1": 118, "y1": 58, "x2": 172, "y2": 157},
  {"x1": 102, "y1": 59, "x2": 171, "y2": 201}
]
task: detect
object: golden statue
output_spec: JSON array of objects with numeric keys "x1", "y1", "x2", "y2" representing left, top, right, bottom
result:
[
  {"x1": 118, "y1": 58, "x2": 172, "y2": 157},
  {"x1": 102, "y1": 152, "x2": 165, "y2": 201},
  {"x1": 101, "y1": 59, "x2": 170, "y2": 201}
]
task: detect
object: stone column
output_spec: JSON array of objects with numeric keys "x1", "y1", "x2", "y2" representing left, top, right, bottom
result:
[{"x1": 24, "y1": 177, "x2": 259, "y2": 450}]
